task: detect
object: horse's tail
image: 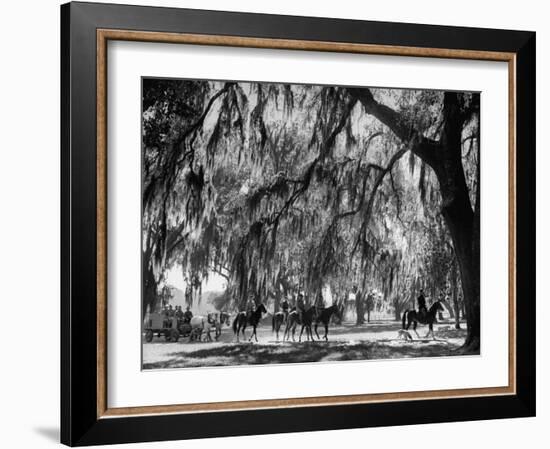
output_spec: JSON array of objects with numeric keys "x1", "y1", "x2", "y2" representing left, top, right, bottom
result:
[
  {"x1": 232, "y1": 316, "x2": 238, "y2": 334},
  {"x1": 272, "y1": 315, "x2": 276, "y2": 332},
  {"x1": 402, "y1": 310, "x2": 408, "y2": 329}
]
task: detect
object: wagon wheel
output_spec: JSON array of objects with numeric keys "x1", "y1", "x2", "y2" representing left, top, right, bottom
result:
[
  {"x1": 170, "y1": 329, "x2": 179, "y2": 343},
  {"x1": 145, "y1": 329, "x2": 153, "y2": 343}
]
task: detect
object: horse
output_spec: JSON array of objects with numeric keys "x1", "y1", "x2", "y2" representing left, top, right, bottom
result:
[
  {"x1": 284, "y1": 307, "x2": 316, "y2": 342},
  {"x1": 401, "y1": 301, "x2": 445, "y2": 339},
  {"x1": 232, "y1": 304, "x2": 267, "y2": 342},
  {"x1": 189, "y1": 315, "x2": 216, "y2": 342},
  {"x1": 313, "y1": 304, "x2": 342, "y2": 341},
  {"x1": 272, "y1": 310, "x2": 288, "y2": 342}
]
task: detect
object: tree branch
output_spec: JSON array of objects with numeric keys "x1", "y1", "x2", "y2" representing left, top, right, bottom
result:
[{"x1": 348, "y1": 87, "x2": 440, "y2": 169}]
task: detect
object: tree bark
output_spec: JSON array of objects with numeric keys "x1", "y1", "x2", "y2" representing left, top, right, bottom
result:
[
  {"x1": 355, "y1": 291, "x2": 364, "y2": 325},
  {"x1": 143, "y1": 261, "x2": 158, "y2": 318},
  {"x1": 450, "y1": 260, "x2": 461, "y2": 329}
]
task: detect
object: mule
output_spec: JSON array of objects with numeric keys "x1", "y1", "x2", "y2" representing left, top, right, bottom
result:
[{"x1": 189, "y1": 315, "x2": 215, "y2": 342}]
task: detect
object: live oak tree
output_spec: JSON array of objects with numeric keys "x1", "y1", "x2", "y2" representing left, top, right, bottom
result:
[{"x1": 142, "y1": 79, "x2": 480, "y2": 352}]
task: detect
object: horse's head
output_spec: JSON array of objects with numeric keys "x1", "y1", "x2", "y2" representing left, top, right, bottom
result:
[
  {"x1": 332, "y1": 303, "x2": 343, "y2": 320},
  {"x1": 257, "y1": 303, "x2": 267, "y2": 314},
  {"x1": 432, "y1": 301, "x2": 445, "y2": 313}
]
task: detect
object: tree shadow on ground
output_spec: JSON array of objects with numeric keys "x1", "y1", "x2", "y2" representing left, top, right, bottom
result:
[
  {"x1": 328, "y1": 320, "x2": 466, "y2": 335},
  {"x1": 143, "y1": 336, "x2": 469, "y2": 369}
]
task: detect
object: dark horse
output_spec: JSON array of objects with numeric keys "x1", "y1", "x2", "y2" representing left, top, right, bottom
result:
[
  {"x1": 313, "y1": 304, "x2": 342, "y2": 341},
  {"x1": 284, "y1": 307, "x2": 316, "y2": 342},
  {"x1": 232, "y1": 304, "x2": 267, "y2": 342},
  {"x1": 402, "y1": 301, "x2": 445, "y2": 339}
]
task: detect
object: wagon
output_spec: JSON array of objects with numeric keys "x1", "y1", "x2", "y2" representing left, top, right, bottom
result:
[{"x1": 144, "y1": 312, "x2": 192, "y2": 343}]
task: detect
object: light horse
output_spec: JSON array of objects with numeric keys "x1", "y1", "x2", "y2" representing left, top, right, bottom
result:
[
  {"x1": 189, "y1": 314, "x2": 216, "y2": 342},
  {"x1": 272, "y1": 309, "x2": 289, "y2": 342},
  {"x1": 402, "y1": 301, "x2": 445, "y2": 339},
  {"x1": 313, "y1": 304, "x2": 342, "y2": 341},
  {"x1": 284, "y1": 307, "x2": 316, "y2": 342},
  {"x1": 232, "y1": 304, "x2": 268, "y2": 342}
]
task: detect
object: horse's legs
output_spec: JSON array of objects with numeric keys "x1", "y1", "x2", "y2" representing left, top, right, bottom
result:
[
  {"x1": 248, "y1": 325, "x2": 254, "y2": 342},
  {"x1": 253, "y1": 325, "x2": 258, "y2": 342},
  {"x1": 324, "y1": 324, "x2": 329, "y2": 341},
  {"x1": 413, "y1": 321, "x2": 420, "y2": 339},
  {"x1": 314, "y1": 322, "x2": 320, "y2": 340},
  {"x1": 299, "y1": 325, "x2": 305, "y2": 342}
]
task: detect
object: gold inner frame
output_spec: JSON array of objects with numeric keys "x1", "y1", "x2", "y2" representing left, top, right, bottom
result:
[{"x1": 96, "y1": 29, "x2": 517, "y2": 419}]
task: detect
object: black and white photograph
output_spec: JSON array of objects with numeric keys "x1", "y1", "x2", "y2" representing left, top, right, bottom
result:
[{"x1": 141, "y1": 78, "x2": 481, "y2": 369}]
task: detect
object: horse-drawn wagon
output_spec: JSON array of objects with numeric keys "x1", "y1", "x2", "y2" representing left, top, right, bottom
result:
[{"x1": 143, "y1": 312, "x2": 193, "y2": 343}]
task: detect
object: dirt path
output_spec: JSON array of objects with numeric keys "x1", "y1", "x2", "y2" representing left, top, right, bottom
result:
[{"x1": 142, "y1": 320, "x2": 470, "y2": 369}]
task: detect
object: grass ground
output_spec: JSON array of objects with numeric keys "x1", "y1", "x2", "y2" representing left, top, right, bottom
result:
[{"x1": 143, "y1": 321, "x2": 472, "y2": 369}]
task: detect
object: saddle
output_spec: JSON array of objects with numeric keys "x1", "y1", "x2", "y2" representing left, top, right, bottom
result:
[{"x1": 417, "y1": 307, "x2": 428, "y2": 322}]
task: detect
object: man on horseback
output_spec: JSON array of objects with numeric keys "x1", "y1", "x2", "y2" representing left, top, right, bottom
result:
[
  {"x1": 314, "y1": 291, "x2": 325, "y2": 318},
  {"x1": 245, "y1": 295, "x2": 256, "y2": 318},
  {"x1": 417, "y1": 289, "x2": 427, "y2": 321},
  {"x1": 296, "y1": 293, "x2": 305, "y2": 322},
  {"x1": 281, "y1": 298, "x2": 289, "y2": 321}
]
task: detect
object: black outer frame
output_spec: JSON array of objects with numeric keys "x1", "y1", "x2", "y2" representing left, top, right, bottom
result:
[{"x1": 61, "y1": 1, "x2": 535, "y2": 446}]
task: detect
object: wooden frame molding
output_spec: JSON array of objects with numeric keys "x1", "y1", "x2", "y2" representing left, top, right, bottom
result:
[{"x1": 96, "y1": 29, "x2": 517, "y2": 419}]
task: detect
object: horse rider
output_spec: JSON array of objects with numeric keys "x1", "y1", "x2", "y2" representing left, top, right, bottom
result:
[
  {"x1": 183, "y1": 305, "x2": 193, "y2": 323},
  {"x1": 281, "y1": 298, "x2": 289, "y2": 321},
  {"x1": 314, "y1": 291, "x2": 325, "y2": 319},
  {"x1": 417, "y1": 289, "x2": 427, "y2": 320},
  {"x1": 296, "y1": 292, "x2": 305, "y2": 322},
  {"x1": 245, "y1": 296, "x2": 256, "y2": 319}
]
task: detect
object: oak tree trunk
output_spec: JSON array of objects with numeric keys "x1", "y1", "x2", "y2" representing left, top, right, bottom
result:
[{"x1": 143, "y1": 262, "x2": 158, "y2": 318}]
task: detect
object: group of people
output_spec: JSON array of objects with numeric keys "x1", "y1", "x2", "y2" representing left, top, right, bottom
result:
[
  {"x1": 229, "y1": 286, "x2": 439, "y2": 327},
  {"x1": 275, "y1": 291, "x2": 328, "y2": 322},
  {"x1": 161, "y1": 304, "x2": 193, "y2": 325}
]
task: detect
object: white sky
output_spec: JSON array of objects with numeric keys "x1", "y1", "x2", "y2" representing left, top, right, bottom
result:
[{"x1": 164, "y1": 266, "x2": 227, "y2": 295}]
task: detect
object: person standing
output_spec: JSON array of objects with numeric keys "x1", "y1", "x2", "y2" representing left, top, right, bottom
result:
[
  {"x1": 365, "y1": 290, "x2": 374, "y2": 323},
  {"x1": 354, "y1": 285, "x2": 364, "y2": 325}
]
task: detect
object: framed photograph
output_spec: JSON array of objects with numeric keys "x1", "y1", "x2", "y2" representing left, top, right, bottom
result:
[{"x1": 61, "y1": 1, "x2": 535, "y2": 446}]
